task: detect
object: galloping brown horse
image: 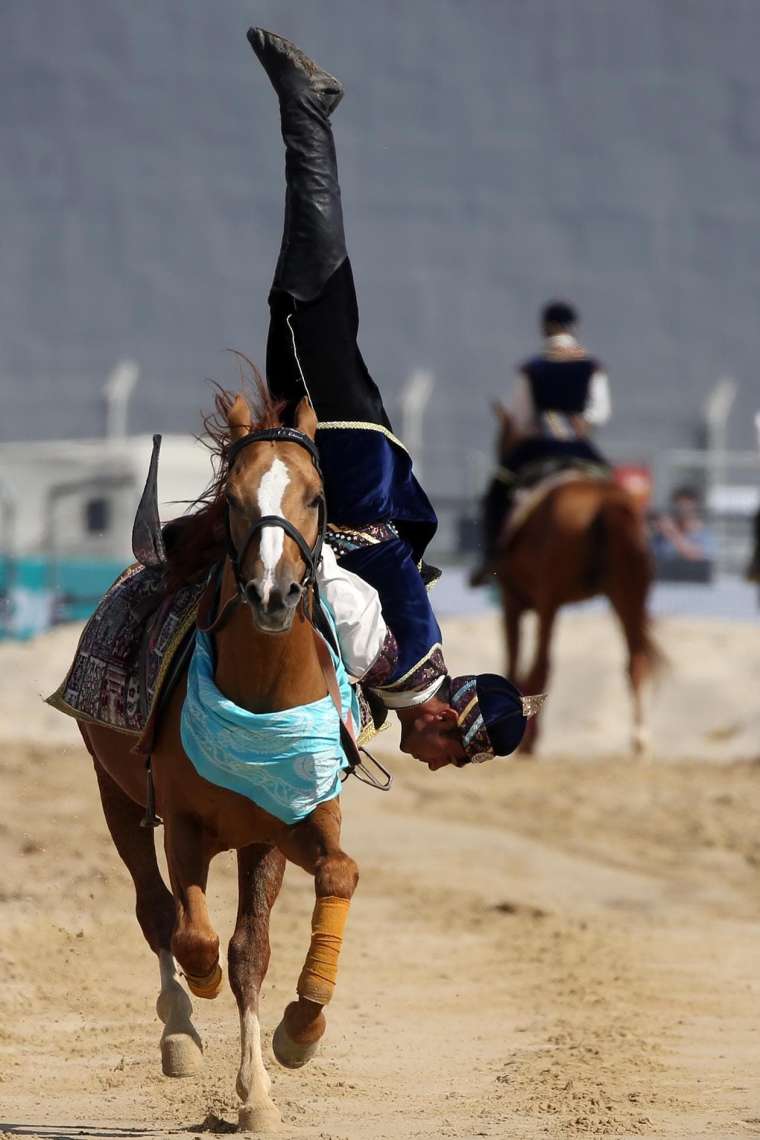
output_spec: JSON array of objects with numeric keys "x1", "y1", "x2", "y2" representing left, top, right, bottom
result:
[
  {"x1": 78, "y1": 389, "x2": 359, "y2": 1133},
  {"x1": 491, "y1": 405, "x2": 657, "y2": 755}
]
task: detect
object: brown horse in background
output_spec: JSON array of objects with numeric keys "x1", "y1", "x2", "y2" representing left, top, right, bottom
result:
[
  {"x1": 491, "y1": 405, "x2": 657, "y2": 755},
  {"x1": 78, "y1": 389, "x2": 359, "y2": 1133}
]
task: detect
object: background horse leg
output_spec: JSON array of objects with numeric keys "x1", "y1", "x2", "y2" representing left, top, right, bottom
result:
[
  {"x1": 602, "y1": 499, "x2": 656, "y2": 758},
  {"x1": 608, "y1": 585, "x2": 655, "y2": 758},
  {"x1": 229, "y1": 843, "x2": 286, "y2": 1133},
  {"x1": 520, "y1": 604, "x2": 556, "y2": 754},
  {"x1": 501, "y1": 585, "x2": 524, "y2": 682},
  {"x1": 164, "y1": 814, "x2": 223, "y2": 1001},
  {"x1": 273, "y1": 799, "x2": 358, "y2": 1069},
  {"x1": 91, "y1": 758, "x2": 202, "y2": 1077}
]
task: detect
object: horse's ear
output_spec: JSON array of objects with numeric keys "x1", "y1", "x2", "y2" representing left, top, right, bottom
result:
[
  {"x1": 294, "y1": 397, "x2": 318, "y2": 441},
  {"x1": 220, "y1": 392, "x2": 252, "y2": 441}
]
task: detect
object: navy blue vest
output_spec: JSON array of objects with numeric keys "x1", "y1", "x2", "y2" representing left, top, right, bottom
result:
[{"x1": 522, "y1": 356, "x2": 597, "y2": 415}]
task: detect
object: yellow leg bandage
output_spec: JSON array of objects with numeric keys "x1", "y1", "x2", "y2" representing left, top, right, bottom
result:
[
  {"x1": 185, "y1": 960, "x2": 223, "y2": 999},
  {"x1": 297, "y1": 895, "x2": 350, "y2": 1007}
]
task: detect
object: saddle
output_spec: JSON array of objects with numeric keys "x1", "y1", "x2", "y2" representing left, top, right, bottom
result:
[
  {"x1": 46, "y1": 437, "x2": 201, "y2": 751},
  {"x1": 45, "y1": 562, "x2": 204, "y2": 751},
  {"x1": 502, "y1": 464, "x2": 612, "y2": 546},
  {"x1": 47, "y1": 437, "x2": 382, "y2": 757}
]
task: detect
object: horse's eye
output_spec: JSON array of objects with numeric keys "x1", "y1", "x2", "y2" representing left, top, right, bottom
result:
[
  {"x1": 226, "y1": 493, "x2": 241, "y2": 512},
  {"x1": 309, "y1": 495, "x2": 322, "y2": 510}
]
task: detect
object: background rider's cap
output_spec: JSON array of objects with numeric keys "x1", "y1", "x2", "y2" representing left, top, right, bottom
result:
[{"x1": 449, "y1": 673, "x2": 546, "y2": 763}]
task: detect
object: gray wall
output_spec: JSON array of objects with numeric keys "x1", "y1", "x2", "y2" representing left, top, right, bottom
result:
[{"x1": 3, "y1": 1, "x2": 760, "y2": 497}]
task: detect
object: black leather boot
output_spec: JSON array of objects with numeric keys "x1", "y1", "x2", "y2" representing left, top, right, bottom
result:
[
  {"x1": 247, "y1": 28, "x2": 343, "y2": 114},
  {"x1": 248, "y1": 27, "x2": 347, "y2": 302},
  {"x1": 469, "y1": 477, "x2": 514, "y2": 587}
]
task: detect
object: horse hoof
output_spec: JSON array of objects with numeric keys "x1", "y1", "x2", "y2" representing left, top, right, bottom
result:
[
  {"x1": 272, "y1": 1019, "x2": 321, "y2": 1070},
  {"x1": 185, "y1": 961, "x2": 223, "y2": 1000},
  {"x1": 161, "y1": 1032, "x2": 203, "y2": 1078},
  {"x1": 632, "y1": 733, "x2": 653, "y2": 761},
  {"x1": 238, "y1": 1104, "x2": 282, "y2": 1133}
]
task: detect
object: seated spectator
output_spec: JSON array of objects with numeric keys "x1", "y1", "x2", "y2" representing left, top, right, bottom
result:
[{"x1": 651, "y1": 486, "x2": 716, "y2": 562}]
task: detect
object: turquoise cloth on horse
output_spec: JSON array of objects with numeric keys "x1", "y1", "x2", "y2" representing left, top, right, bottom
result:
[{"x1": 180, "y1": 620, "x2": 360, "y2": 826}]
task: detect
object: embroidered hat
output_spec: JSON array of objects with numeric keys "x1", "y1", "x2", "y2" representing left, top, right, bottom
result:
[{"x1": 449, "y1": 673, "x2": 546, "y2": 763}]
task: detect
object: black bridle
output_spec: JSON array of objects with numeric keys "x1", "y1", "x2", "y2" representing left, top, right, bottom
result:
[
  {"x1": 223, "y1": 426, "x2": 326, "y2": 603},
  {"x1": 195, "y1": 424, "x2": 392, "y2": 793}
]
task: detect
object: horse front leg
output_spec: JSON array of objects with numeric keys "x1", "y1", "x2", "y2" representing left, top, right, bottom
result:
[
  {"x1": 164, "y1": 813, "x2": 224, "y2": 1001},
  {"x1": 520, "y1": 604, "x2": 556, "y2": 755},
  {"x1": 229, "y1": 843, "x2": 286, "y2": 1133},
  {"x1": 156, "y1": 949, "x2": 204, "y2": 1078},
  {"x1": 608, "y1": 581, "x2": 655, "y2": 759},
  {"x1": 273, "y1": 798, "x2": 358, "y2": 1069}
]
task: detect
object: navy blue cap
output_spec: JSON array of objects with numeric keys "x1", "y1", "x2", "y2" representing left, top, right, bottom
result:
[{"x1": 449, "y1": 673, "x2": 546, "y2": 763}]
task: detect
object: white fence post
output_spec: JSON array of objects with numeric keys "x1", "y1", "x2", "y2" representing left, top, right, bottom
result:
[
  {"x1": 399, "y1": 369, "x2": 435, "y2": 483},
  {"x1": 104, "y1": 360, "x2": 140, "y2": 441}
]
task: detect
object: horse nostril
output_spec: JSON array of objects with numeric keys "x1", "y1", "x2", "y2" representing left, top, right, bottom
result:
[
  {"x1": 244, "y1": 580, "x2": 301, "y2": 615},
  {"x1": 245, "y1": 581, "x2": 262, "y2": 607}
]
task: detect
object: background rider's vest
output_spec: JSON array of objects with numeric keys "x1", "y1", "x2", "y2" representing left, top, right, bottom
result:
[
  {"x1": 524, "y1": 353, "x2": 601, "y2": 437},
  {"x1": 521, "y1": 355, "x2": 598, "y2": 421}
]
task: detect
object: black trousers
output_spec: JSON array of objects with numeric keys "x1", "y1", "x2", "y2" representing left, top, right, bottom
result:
[
  {"x1": 266, "y1": 257, "x2": 391, "y2": 430},
  {"x1": 480, "y1": 477, "x2": 513, "y2": 555}
]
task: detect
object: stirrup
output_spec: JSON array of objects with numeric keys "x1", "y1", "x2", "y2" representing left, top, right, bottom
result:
[
  {"x1": 349, "y1": 747, "x2": 393, "y2": 791},
  {"x1": 140, "y1": 758, "x2": 163, "y2": 829}
]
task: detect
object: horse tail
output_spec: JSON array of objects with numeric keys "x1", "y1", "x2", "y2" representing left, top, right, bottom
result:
[{"x1": 590, "y1": 490, "x2": 665, "y2": 673}]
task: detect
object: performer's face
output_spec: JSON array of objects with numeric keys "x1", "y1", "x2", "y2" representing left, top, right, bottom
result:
[{"x1": 398, "y1": 703, "x2": 467, "y2": 770}]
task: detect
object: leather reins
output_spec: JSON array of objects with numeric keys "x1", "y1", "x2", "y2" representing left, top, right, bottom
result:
[{"x1": 198, "y1": 427, "x2": 326, "y2": 636}]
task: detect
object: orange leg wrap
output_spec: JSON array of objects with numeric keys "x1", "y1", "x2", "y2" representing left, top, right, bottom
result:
[
  {"x1": 184, "y1": 960, "x2": 224, "y2": 1000},
  {"x1": 296, "y1": 896, "x2": 350, "y2": 1006}
]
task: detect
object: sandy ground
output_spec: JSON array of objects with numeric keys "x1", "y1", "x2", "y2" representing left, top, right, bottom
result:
[{"x1": 1, "y1": 609, "x2": 759, "y2": 1139}]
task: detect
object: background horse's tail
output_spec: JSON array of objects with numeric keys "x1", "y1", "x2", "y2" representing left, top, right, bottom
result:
[{"x1": 590, "y1": 489, "x2": 664, "y2": 674}]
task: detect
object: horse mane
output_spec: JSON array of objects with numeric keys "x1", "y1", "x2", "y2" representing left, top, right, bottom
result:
[{"x1": 163, "y1": 354, "x2": 287, "y2": 592}]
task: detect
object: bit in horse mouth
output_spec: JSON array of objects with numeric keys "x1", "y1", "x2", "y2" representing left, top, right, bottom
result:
[{"x1": 248, "y1": 605, "x2": 296, "y2": 635}]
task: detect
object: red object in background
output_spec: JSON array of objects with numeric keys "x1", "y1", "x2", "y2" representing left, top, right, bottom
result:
[{"x1": 614, "y1": 464, "x2": 652, "y2": 514}]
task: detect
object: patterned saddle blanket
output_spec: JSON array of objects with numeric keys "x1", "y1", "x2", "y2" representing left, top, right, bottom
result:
[
  {"x1": 46, "y1": 558, "x2": 380, "y2": 753},
  {"x1": 46, "y1": 563, "x2": 204, "y2": 752},
  {"x1": 504, "y1": 466, "x2": 613, "y2": 545},
  {"x1": 47, "y1": 435, "x2": 381, "y2": 752}
]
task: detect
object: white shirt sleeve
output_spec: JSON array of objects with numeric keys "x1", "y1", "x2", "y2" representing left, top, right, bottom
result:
[
  {"x1": 317, "y1": 545, "x2": 387, "y2": 682},
  {"x1": 511, "y1": 373, "x2": 534, "y2": 432},
  {"x1": 373, "y1": 673, "x2": 447, "y2": 709},
  {"x1": 585, "y1": 371, "x2": 611, "y2": 426}
]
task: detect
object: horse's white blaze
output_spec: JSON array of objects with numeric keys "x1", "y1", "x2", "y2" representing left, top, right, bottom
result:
[{"x1": 257, "y1": 456, "x2": 290, "y2": 603}]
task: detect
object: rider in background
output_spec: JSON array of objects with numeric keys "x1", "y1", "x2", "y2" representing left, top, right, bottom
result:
[
  {"x1": 512, "y1": 301, "x2": 610, "y2": 443},
  {"x1": 471, "y1": 300, "x2": 611, "y2": 586}
]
